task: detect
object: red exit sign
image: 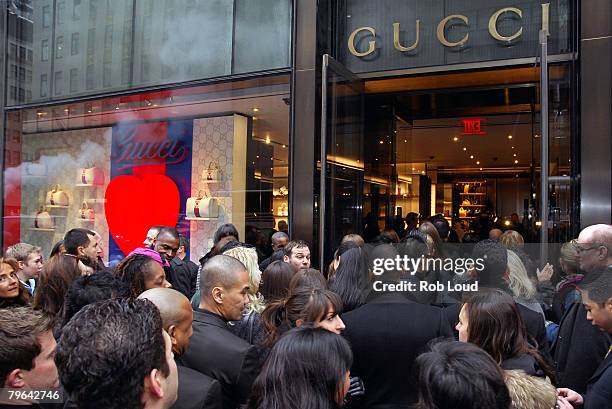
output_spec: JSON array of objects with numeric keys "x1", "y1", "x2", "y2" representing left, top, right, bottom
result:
[{"x1": 462, "y1": 118, "x2": 487, "y2": 135}]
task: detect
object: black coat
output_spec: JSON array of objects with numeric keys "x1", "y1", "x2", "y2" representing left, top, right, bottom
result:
[
  {"x1": 173, "y1": 363, "x2": 223, "y2": 409},
  {"x1": 584, "y1": 350, "x2": 612, "y2": 409},
  {"x1": 181, "y1": 310, "x2": 261, "y2": 409},
  {"x1": 552, "y1": 302, "x2": 612, "y2": 394},
  {"x1": 171, "y1": 257, "x2": 199, "y2": 299},
  {"x1": 443, "y1": 302, "x2": 552, "y2": 363},
  {"x1": 342, "y1": 292, "x2": 454, "y2": 409}
]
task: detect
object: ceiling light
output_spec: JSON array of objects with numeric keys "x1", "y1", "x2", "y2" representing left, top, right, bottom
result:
[
  {"x1": 508, "y1": 135, "x2": 513, "y2": 139},
  {"x1": 479, "y1": 167, "x2": 483, "y2": 171},
  {"x1": 514, "y1": 159, "x2": 519, "y2": 164},
  {"x1": 379, "y1": 140, "x2": 384, "y2": 144},
  {"x1": 470, "y1": 155, "x2": 474, "y2": 159},
  {"x1": 404, "y1": 139, "x2": 407, "y2": 143},
  {"x1": 513, "y1": 153, "x2": 517, "y2": 157},
  {"x1": 282, "y1": 144, "x2": 286, "y2": 148},
  {"x1": 476, "y1": 161, "x2": 480, "y2": 165},
  {"x1": 412, "y1": 167, "x2": 415, "y2": 171},
  {"x1": 504, "y1": 220, "x2": 511, "y2": 226},
  {"x1": 253, "y1": 107, "x2": 259, "y2": 112},
  {"x1": 421, "y1": 170, "x2": 425, "y2": 174},
  {"x1": 453, "y1": 137, "x2": 458, "y2": 142},
  {"x1": 265, "y1": 136, "x2": 270, "y2": 144},
  {"x1": 463, "y1": 147, "x2": 467, "y2": 151}
]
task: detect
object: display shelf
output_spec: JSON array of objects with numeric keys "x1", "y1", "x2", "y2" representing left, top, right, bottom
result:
[
  {"x1": 185, "y1": 217, "x2": 219, "y2": 221},
  {"x1": 29, "y1": 227, "x2": 55, "y2": 232},
  {"x1": 75, "y1": 183, "x2": 102, "y2": 187},
  {"x1": 46, "y1": 205, "x2": 69, "y2": 209},
  {"x1": 461, "y1": 204, "x2": 486, "y2": 207}
]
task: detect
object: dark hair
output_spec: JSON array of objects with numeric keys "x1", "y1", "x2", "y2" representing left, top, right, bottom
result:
[
  {"x1": 156, "y1": 226, "x2": 179, "y2": 241},
  {"x1": 432, "y1": 216, "x2": 450, "y2": 240},
  {"x1": 0, "y1": 257, "x2": 30, "y2": 307},
  {"x1": 471, "y1": 239, "x2": 508, "y2": 288},
  {"x1": 213, "y1": 223, "x2": 240, "y2": 244},
  {"x1": 328, "y1": 240, "x2": 360, "y2": 278},
  {"x1": 248, "y1": 326, "x2": 352, "y2": 409},
  {"x1": 261, "y1": 261, "x2": 294, "y2": 303},
  {"x1": 262, "y1": 287, "x2": 343, "y2": 347},
  {"x1": 32, "y1": 254, "x2": 81, "y2": 317},
  {"x1": 49, "y1": 240, "x2": 66, "y2": 258},
  {"x1": 580, "y1": 268, "x2": 612, "y2": 305},
  {"x1": 0, "y1": 306, "x2": 55, "y2": 384},
  {"x1": 462, "y1": 289, "x2": 554, "y2": 380},
  {"x1": 259, "y1": 249, "x2": 286, "y2": 271},
  {"x1": 380, "y1": 228, "x2": 400, "y2": 243},
  {"x1": 418, "y1": 221, "x2": 444, "y2": 257},
  {"x1": 178, "y1": 235, "x2": 190, "y2": 252},
  {"x1": 114, "y1": 254, "x2": 160, "y2": 298},
  {"x1": 284, "y1": 240, "x2": 310, "y2": 258},
  {"x1": 327, "y1": 246, "x2": 370, "y2": 312},
  {"x1": 63, "y1": 228, "x2": 94, "y2": 256},
  {"x1": 341, "y1": 234, "x2": 365, "y2": 248},
  {"x1": 289, "y1": 268, "x2": 327, "y2": 292},
  {"x1": 62, "y1": 272, "x2": 130, "y2": 327},
  {"x1": 56, "y1": 298, "x2": 169, "y2": 409},
  {"x1": 415, "y1": 340, "x2": 511, "y2": 409}
]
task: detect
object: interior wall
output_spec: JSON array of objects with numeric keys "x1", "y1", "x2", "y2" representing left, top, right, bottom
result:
[{"x1": 494, "y1": 177, "x2": 530, "y2": 219}]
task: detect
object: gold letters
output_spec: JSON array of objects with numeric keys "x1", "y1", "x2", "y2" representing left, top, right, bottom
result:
[
  {"x1": 488, "y1": 7, "x2": 523, "y2": 42},
  {"x1": 436, "y1": 15, "x2": 469, "y2": 47},
  {"x1": 393, "y1": 20, "x2": 420, "y2": 52},
  {"x1": 541, "y1": 3, "x2": 550, "y2": 35},
  {"x1": 348, "y1": 27, "x2": 376, "y2": 57}
]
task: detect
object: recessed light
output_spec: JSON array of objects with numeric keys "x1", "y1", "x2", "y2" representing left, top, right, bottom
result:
[
  {"x1": 421, "y1": 170, "x2": 425, "y2": 174},
  {"x1": 404, "y1": 139, "x2": 407, "y2": 143},
  {"x1": 253, "y1": 108, "x2": 259, "y2": 112},
  {"x1": 479, "y1": 167, "x2": 483, "y2": 171},
  {"x1": 265, "y1": 136, "x2": 270, "y2": 144},
  {"x1": 412, "y1": 167, "x2": 415, "y2": 171},
  {"x1": 282, "y1": 144, "x2": 286, "y2": 148},
  {"x1": 453, "y1": 137, "x2": 458, "y2": 142},
  {"x1": 508, "y1": 135, "x2": 513, "y2": 139},
  {"x1": 463, "y1": 147, "x2": 467, "y2": 151},
  {"x1": 511, "y1": 146, "x2": 515, "y2": 149},
  {"x1": 470, "y1": 155, "x2": 474, "y2": 159},
  {"x1": 514, "y1": 159, "x2": 519, "y2": 164},
  {"x1": 476, "y1": 161, "x2": 480, "y2": 165},
  {"x1": 513, "y1": 153, "x2": 517, "y2": 157},
  {"x1": 379, "y1": 141, "x2": 384, "y2": 144}
]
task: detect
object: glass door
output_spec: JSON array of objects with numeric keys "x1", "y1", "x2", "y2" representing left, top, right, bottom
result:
[{"x1": 319, "y1": 54, "x2": 365, "y2": 271}]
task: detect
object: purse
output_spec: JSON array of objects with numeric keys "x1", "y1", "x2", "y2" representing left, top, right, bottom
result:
[
  {"x1": 186, "y1": 193, "x2": 220, "y2": 219},
  {"x1": 79, "y1": 202, "x2": 95, "y2": 220},
  {"x1": 78, "y1": 167, "x2": 104, "y2": 185},
  {"x1": 45, "y1": 185, "x2": 69, "y2": 207},
  {"x1": 203, "y1": 161, "x2": 223, "y2": 181},
  {"x1": 34, "y1": 207, "x2": 54, "y2": 229}
]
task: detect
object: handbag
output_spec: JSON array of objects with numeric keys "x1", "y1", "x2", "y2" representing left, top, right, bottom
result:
[
  {"x1": 45, "y1": 185, "x2": 69, "y2": 207},
  {"x1": 77, "y1": 167, "x2": 104, "y2": 185},
  {"x1": 186, "y1": 193, "x2": 220, "y2": 219},
  {"x1": 79, "y1": 202, "x2": 95, "y2": 220},
  {"x1": 203, "y1": 161, "x2": 223, "y2": 181},
  {"x1": 34, "y1": 207, "x2": 54, "y2": 229}
]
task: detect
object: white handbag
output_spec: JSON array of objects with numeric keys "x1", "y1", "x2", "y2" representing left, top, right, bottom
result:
[
  {"x1": 34, "y1": 208, "x2": 54, "y2": 229},
  {"x1": 45, "y1": 185, "x2": 69, "y2": 207},
  {"x1": 79, "y1": 203, "x2": 95, "y2": 220},
  {"x1": 186, "y1": 195, "x2": 219, "y2": 219},
  {"x1": 77, "y1": 167, "x2": 104, "y2": 185},
  {"x1": 202, "y1": 161, "x2": 223, "y2": 181}
]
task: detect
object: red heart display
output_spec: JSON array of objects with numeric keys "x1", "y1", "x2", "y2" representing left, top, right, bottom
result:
[{"x1": 104, "y1": 174, "x2": 180, "y2": 255}]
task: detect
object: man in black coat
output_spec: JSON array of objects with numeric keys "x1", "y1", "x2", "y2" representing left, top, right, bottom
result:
[
  {"x1": 342, "y1": 244, "x2": 453, "y2": 408},
  {"x1": 150, "y1": 227, "x2": 192, "y2": 298},
  {"x1": 557, "y1": 269, "x2": 612, "y2": 409},
  {"x1": 139, "y1": 288, "x2": 222, "y2": 409},
  {"x1": 171, "y1": 235, "x2": 200, "y2": 300},
  {"x1": 181, "y1": 255, "x2": 261, "y2": 409},
  {"x1": 553, "y1": 224, "x2": 612, "y2": 394}
]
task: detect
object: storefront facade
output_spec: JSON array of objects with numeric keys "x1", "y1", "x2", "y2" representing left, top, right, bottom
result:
[{"x1": 1, "y1": 0, "x2": 610, "y2": 268}]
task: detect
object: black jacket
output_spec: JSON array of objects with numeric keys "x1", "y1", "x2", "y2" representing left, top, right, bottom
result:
[
  {"x1": 172, "y1": 363, "x2": 223, "y2": 409},
  {"x1": 584, "y1": 350, "x2": 612, "y2": 409},
  {"x1": 171, "y1": 257, "x2": 199, "y2": 299},
  {"x1": 501, "y1": 353, "x2": 545, "y2": 377},
  {"x1": 181, "y1": 310, "x2": 261, "y2": 409},
  {"x1": 164, "y1": 263, "x2": 192, "y2": 299},
  {"x1": 552, "y1": 302, "x2": 612, "y2": 394},
  {"x1": 342, "y1": 292, "x2": 454, "y2": 409}
]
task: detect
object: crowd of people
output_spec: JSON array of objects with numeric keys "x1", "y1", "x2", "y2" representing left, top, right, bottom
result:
[{"x1": 0, "y1": 218, "x2": 610, "y2": 409}]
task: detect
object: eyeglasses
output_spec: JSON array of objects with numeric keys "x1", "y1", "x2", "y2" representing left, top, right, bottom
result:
[{"x1": 575, "y1": 243, "x2": 603, "y2": 253}]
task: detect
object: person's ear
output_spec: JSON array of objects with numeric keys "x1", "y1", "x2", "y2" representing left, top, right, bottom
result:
[
  {"x1": 295, "y1": 319, "x2": 304, "y2": 327},
  {"x1": 17, "y1": 260, "x2": 25, "y2": 270},
  {"x1": 5, "y1": 369, "x2": 25, "y2": 388},
  {"x1": 168, "y1": 325, "x2": 178, "y2": 346},
  {"x1": 212, "y1": 287, "x2": 224, "y2": 304},
  {"x1": 606, "y1": 298, "x2": 612, "y2": 312},
  {"x1": 144, "y1": 368, "x2": 164, "y2": 399},
  {"x1": 283, "y1": 255, "x2": 289, "y2": 263}
]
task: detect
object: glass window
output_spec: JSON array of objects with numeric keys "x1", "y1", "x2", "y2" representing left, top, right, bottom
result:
[
  {"x1": 54, "y1": 71, "x2": 63, "y2": 95},
  {"x1": 18, "y1": 67, "x2": 26, "y2": 82},
  {"x1": 42, "y1": 5, "x2": 51, "y2": 28},
  {"x1": 56, "y1": 36, "x2": 64, "y2": 59},
  {"x1": 103, "y1": 63, "x2": 112, "y2": 87},
  {"x1": 86, "y1": 65, "x2": 95, "y2": 90},
  {"x1": 3, "y1": 75, "x2": 291, "y2": 265},
  {"x1": 73, "y1": 0, "x2": 81, "y2": 20},
  {"x1": 9, "y1": 43, "x2": 17, "y2": 57},
  {"x1": 27, "y1": 49, "x2": 33, "y2": 62},
  {"x1": 57, "y1": 1, "x2": 66, "y2": 25},
  {"x1": 10, "y1": 64, "x2": 18, "y2": 79},
  {"x1": 70, "y1": 68, "x2": 79, "y2": 93},
  {"x1": 18, "y1": 46, "x2": 27, "y2": 61},
  {"x1": 41, "y1": 40, "x2": 49, "y2": 61},
  {"x1": 71, "y1": 33, "x2": 80, "y2": 55},
  {"x1": 40, "y1": 74, "x2": 48, "y2": 97}
]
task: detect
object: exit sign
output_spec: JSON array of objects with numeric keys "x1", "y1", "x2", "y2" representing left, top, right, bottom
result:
[{"x1": 462, "y1": 118, "x2": 486, "y2": 135}]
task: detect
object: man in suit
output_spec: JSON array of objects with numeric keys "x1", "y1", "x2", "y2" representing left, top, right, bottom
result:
[
  {"x1": 342, "y1": 244, "x2": 454, "y2": 408},
  {"x1": 557, "y1": 269, "x2": 612, "y2": 409},
  {"x1": 171, "y1": 235, "x2": 200, "y2": 299},
  {"x1": 181, "y1": 255, "x2": 260, "y2": 409},
  {"x1": 553, "y1": 224, "x2": 612, "y2": 394},
  {"x1": 139, "y1": 288, "x2": 222, "y2": 409}
]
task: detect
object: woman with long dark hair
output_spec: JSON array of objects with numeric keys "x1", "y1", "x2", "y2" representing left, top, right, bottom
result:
[
  {"x1": 262, "y1": 287, "x2": 345, "y2": 347},
  {"x1": 32, "y1": 254, "x2": 81, "y2": 318},
  {"x1": 327, "y1": 240, "x2": 360, "y2": 280},
  {"x1": 456, "y1": 289, "x2": 555, "y2": 380},
  {"x1": 327, "y1": 246, "x2": 370, "y2": 312},
  {"x1": 0, "y1": 257, "x2": 30, "y2": 308},
  {"x1": 260, "y1": 261, "x2": 294, "y2": 303},
  {"x1": 248, "y1": 326, "x2": 353, "y2": 409}
]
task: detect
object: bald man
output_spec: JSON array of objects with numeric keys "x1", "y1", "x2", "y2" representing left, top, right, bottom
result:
[
  {"x1": 489, "y1": 228, "x2": 503, "y2": 240},
  {"x1": 180, "y1": 255, "x2": 261, "y2": 409},
  {"x1": 139, "y1": 288, "x2": 222, "y2": 409}
]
